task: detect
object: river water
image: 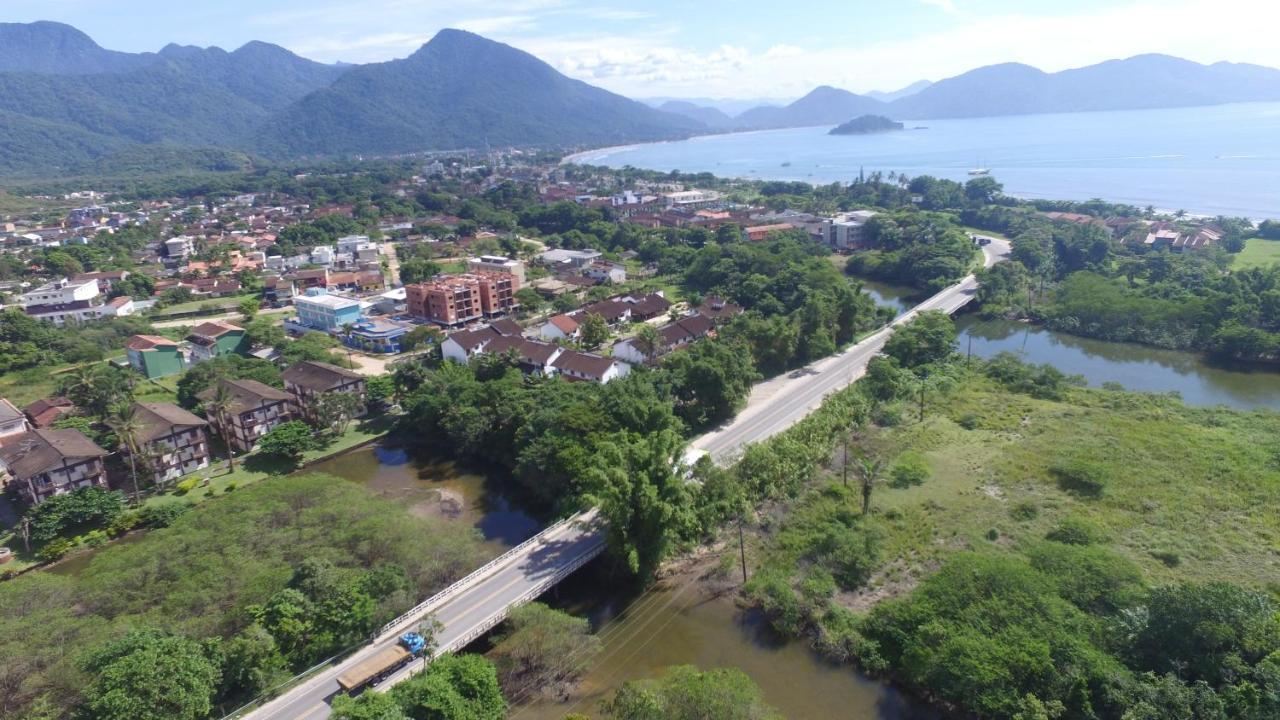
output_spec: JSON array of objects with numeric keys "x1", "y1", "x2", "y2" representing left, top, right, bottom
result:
[{"x1": 570, "y1": 101, "x2": 1280, "y2": 219}]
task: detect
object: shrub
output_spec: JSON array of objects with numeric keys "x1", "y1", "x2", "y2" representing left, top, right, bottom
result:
[
  {"x1": 81, "y1": 530, "x2": 109, "y2": 548},
  {"x1": 105, "y1": 512, "x2": 141, "y2": 537},
  {"x1": 1046, "y1": 517, "x2": 1106, "y2": 545},
  {"x1": 1050, "y1": 457, "x2": 1108, "y2": 497},
  {"x1": 1151, "y1": 550, "x2": 1182, "y2": 567},
  {"x1": 37, "y1": 538, "x2": 76, "y2": 562},
  {"x1": 1009, "y1": 501, "x2": 1038, "y2": 521},
  {"x1": 174, "y1": 478, "x2": 199, "y2": 496},
  {"x1": 139, "y1": 503, "x2": 190, "y2": 528},
  {"x1": 888, "y1": 452, "x2": 930, "y2": 488}
]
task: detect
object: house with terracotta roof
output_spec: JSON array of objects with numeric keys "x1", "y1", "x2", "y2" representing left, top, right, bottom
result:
[
  {"x1": 283, "y1": 361, "x2": 367, "y2": 424},
  {"x1": 538, "y1": 314, "x2": 581, "y2": 341},
  {"x1": 127, "y1": 334, "x2": 186, "y2": 378},
  {"x1": 23, "y1": 397, "x2": 75, "y2": 428},
  {"x1": 612, "y1": 314, "x2": 716, "y2": 366},
  {"x1": 129, "y1": 402, "x2": 210, "y2": 484},
  {"x1": 0, "y1": 428, "x2": 108, "y2": 505},
  {"x1": 696, "y1": 296, "x2": 744, "y2": 324},
  {"x1": 198, "y1": 379, "x2": 294, "y2": 453},
  {"x1": 185, "y1": 321, "x2": 248, "y2": 364}
]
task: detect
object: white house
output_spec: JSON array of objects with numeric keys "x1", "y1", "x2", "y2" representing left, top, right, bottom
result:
[
  {"x1": 551, "y1": 350, "x2": 630, "y2": 384},
  {"x1": 539, "y1": 314, "x2": 581, "y2": 341}
]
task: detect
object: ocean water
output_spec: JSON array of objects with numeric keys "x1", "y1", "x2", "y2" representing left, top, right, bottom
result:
[{"x1": 570, "y1": 102, "x2": 1280, "y2": 219}]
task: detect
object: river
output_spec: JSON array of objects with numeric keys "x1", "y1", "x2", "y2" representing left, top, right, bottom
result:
[{"x1": 570, "y1": 101, "x2": 1280, "y2": 219}]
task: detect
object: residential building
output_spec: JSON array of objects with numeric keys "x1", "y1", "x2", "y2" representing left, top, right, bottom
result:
[
  {"x1": 185, "y1": 321, "x2": 248, "y2": 364},
  {"x1": 23, "y1": 397, "x2": 75, "y2": 428},
  {"x1": 584, "y1": 260, "x2": 627, "y2": 284},
  {"x1": 744, "y1": 223, "x2": 796, "y2": 242},
  {"x1": 126, "y1": 335, "x2": 186, "y2": 378},
  {"x1": 406, "y1": 272, "x2": 519, "y2": 327},
  {"x1": 165, "y1": 236, "x2": 196, "y2": 259},
  {"x1": 101, "y1": 296, "x2": 136, "y2": 317},
  {"x1": 283, "y1": 361, "x2": 367, "y2": 424},
  {"x1": 293, "y1": 289, "x2": 364, "y2": 331},
  {"x1": 442, "y1": 322, "x2": 524, "y2": 364},
  {"x1": 551, "y1": 350, "x2": 630, "y2": 383},
  {"x1": 23, "y1": 299, "x2": 106, "y2": 326},
  {"x1": 475, "y1": 334, "x2": 564, "y2": 375},
  {"x1": 198, "y1": 378, "x2": 294, "y2": 453},
  {"x1": 539, "y1": 314, "x2": 581, "y2": 341},
  {"x1": 0, "y1": 399, "x2": 29, "y2": 444},
  {"x1": 0, "y1": 428, "x2": 108, "y2": 505},
  {"x1": 696, "y1": 296, "x2": 744, "y2": 324},
  {"x1": 72, "y1": 270, "x2": 130, "y2": 294},
  {"x1": 130, "y1": 402, "x2": 210, "y2": 484},
  {"x1": 19, "y1": 278, "x2": 99, "y2": 307},
  {"x1": 662, "y1": 189, "x2": 721, "y2": 209},
  {"x1": 612, "y1": 314, "x2": 715, "y2": 365},
  {"x1": 468, "y1": 255, "x2": 526, "y2": 283},
  {"x1": 826, "y1": 210, "x2": 878, "y2": 251}
]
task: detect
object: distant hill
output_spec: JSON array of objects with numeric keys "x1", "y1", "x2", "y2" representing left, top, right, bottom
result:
[
  {"x1": 256, "y1": 30, "x2": 703, "y2": 157},
  {"x1": 657, "y1": 100, "x2": 737, "y2": 130},
  {"x1": 641, "y1": 96, "x2": 793, "y2": 115},
  {"x1": 736, "y1": 86, "x2": 888, "y2": 129},
  {"x1": 829, "y1": 115, "x2": 904, "y2": 135},
  {"x1": 865, "y1": 80, "x2": 932, "y2": 103},
  {"x1": 889, "y1": 54, "x2": 1280, "y2": 118},
  {"x1": 0, "y1": 21, "x2": 157, "y2": 75}
]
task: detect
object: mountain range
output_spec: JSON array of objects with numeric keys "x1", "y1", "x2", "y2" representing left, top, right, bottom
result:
[{"x1": 2, "y1": 21, "x2": 1280, "y2": 178}]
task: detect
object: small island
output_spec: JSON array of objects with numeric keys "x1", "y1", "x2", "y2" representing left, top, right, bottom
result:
[{"x1": 829, "y1": 114, "x2": 905, "y2": 135}]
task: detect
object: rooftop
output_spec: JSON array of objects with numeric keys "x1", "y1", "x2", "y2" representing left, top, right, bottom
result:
[{"x1": 0, "y1": 428, "x2": 106, "y2": 478}]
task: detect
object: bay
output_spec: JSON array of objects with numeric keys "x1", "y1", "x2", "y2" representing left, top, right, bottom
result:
[{"x1": 571, "y1": 102, "x2": 1280, "y2": 219}]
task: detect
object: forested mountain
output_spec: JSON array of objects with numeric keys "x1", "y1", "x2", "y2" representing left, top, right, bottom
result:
[
  {"x1": 736, "y1": 86, "x2": 887, "y2": 129},
  {"x1": 889, "y1": 54, "x2": 1280, "y2": 118},
  {"x1": 657, "y1": 100, "x2": 737, "y2": 130},
  {"x1": 0, "y1": 21, "x2": 157, "y2": 75},
  {"x1": 255, "y1": 30, "x2": 703, "y2": 156}
]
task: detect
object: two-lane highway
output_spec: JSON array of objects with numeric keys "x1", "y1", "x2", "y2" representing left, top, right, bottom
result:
[{"x1": 692, "y1": 237, "x2": 1010, "y2": 462}]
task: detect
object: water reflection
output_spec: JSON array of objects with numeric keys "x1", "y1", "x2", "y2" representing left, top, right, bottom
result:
[{"x1": 957, "y1": 316, "x2": 1280, "y2": 411}]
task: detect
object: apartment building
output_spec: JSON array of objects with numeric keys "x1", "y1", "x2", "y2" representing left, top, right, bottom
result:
[
  {"x1": 282, "y1": 361, "x2": 367, "y2": 425},
  {"x1": 198, "y1": 379, "x2": 293, "y2": 453},
  {"x1": 130, "y1": 402, "x2": 211, "y2": 484},
  {"x1": 406, "y1": 272, "x2": 520, "y2": 327},
  {"x1": 0, "y1": 428, "x2": 108, "y2": 505},
  {"x1": 468, "y1": 255, "x2": 526, "y2": 283}
]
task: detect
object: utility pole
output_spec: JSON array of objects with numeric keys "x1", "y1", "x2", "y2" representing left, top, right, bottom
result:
[
  {"x1": 842, "y1": 437, "x2": 849, "y2": 487},
  {"x1": 737, "y1": 514, "x2": 748, "y2": 584}
]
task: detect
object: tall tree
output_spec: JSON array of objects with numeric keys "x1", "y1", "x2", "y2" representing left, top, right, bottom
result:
[{"x1": 107, "y1": 403, "x2": 144, "y2": 503}]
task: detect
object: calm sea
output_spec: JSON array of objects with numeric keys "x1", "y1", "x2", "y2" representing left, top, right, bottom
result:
[{"x1": 571, "y1": 102, "x2": 1280, "y2": 219}]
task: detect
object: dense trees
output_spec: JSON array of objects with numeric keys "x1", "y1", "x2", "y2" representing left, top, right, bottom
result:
[
  {"x1": 0, "y1": 475, "x2": 483, "y2": 719},
  {"x1": 882, "y1": 311, "x2": 957, "y2": 368},
  {"x1": 489, "y1": 603, "x2": 600, "y2": 701},
  {"x1": 602, "y1": 666, "x2": 780, "y2": 720},
  {"x1": 846, "y1": 211, "x2": 977, "y2": 291},
  {"x1": 0, "y1": 309, "x2": 159, "y2": 373},
  {"x1": 81, "y1": 630, "x2": 222, "y2": 720}
]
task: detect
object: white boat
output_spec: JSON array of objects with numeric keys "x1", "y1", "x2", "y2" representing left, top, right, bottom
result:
[{"x1": 968, "y1": 167, "x2": 990, "y2": 176}]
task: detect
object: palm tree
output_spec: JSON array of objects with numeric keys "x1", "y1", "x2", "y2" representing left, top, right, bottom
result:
[
  {"x1": 108, "y1": 403, "x2": 144, "y2": 505},
  {"x1": 855, "y1": 456, "x2": 883, "y2": 516},
  {"x1": 203, "y1": 382, "x2": 238, "y2": 474},
  {"x1": 341, "y1": 322, "x2": 357, "y2": 365}
]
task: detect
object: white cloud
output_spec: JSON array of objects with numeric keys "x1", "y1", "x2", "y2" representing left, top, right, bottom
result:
[
  {"x1": 520, "y1": 0, "x2": 1280, "y2": 97},
  {"x1": 919, "y1": 0, "x2": 958, "y2": 13}
]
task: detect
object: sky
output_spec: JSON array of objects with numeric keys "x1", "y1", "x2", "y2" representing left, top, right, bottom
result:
[{"x1": 9, "y1": 0, "x2": 1280, "y2": 99}]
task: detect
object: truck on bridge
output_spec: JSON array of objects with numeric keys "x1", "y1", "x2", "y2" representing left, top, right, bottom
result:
[{"x1": 336, "y1": 632, "x2": 427, "y2": 694}]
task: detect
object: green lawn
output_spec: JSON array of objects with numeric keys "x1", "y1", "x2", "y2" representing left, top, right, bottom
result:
[
  {"x1": 152, "y1": 292, "x2": 256, "y2": 316},
  {"x1": 1232, "y1": 237, "x2": 1280, "y2": 269}
]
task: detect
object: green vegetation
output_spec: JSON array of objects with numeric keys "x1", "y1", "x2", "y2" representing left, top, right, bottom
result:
[
  {"x1": 0, "y1": 309, "x2": 160, "y2": 374},
  {"x1": 331, "y1": 653, "x2": 505, "y2": 720},
  {"x1": 489, "y1": 602, "x2": 600, "y2": 701},
  {"x1": 846, "y1": 210, "x2": 979, "y2": 291},
  {"x1": 828, "y1": 114, "x2": 904, "y2": 135},
  {"x1": 735, "y1": 313, "x2": 1280, "y2": 719},
  {"x1": 1232, "y1": 237, "x2": 1280, "y2": 269},
  {"x1": 0, "y1": 474, "x2": 484, "y2": 719},
  {"x1": 602, "y1": 665, "x2": 780, "y2": 720}
]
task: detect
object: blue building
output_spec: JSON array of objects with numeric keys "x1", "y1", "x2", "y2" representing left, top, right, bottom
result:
[
  {"x1": 293, "y1": 288, "x2": 364, "y2": 332},
  {"x1": 346, "y1": 318, "x2": 409, "y2": 354}
]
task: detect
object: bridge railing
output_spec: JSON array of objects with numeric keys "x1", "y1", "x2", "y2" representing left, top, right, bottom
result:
[
  {"x1": 432, "y1": 534, "x2": 606, "y2": 656},
  {"x1": 376, "y1": 508, "x2": 598, "y2": 639}
]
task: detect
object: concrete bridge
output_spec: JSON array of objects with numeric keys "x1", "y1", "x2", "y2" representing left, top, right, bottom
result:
[{"x1": 243, "y1": 236, "x2": 1010, "y2": 720}]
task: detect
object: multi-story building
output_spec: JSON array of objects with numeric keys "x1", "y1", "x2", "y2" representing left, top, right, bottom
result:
[
  {"x1": 293, "y1": 289, "x2": 364, "y2": 332},
  {"x1": 126, "y1": 335, "x2": 186, "y2": 378},
  {"x1": 0, "y1": 428, "x2": 108, "y2": 505},
  {"x1": 825, "y1": 210, "x2": 878, "y2": 251},
  {"x1": 165, "y1": 236, "x2": 196, "y2": 259},
  {"x1": 19, "y1": 278, "x2": 99, "y2": 307},
  {"x1": 185, "y1": 321, "x2": 248, "y2": 364},
  {"x1": 282, "y1": 361, "x2": 367, "y2": 425},
  {"x1": 468, "y1": 255, "x2": 526, "y2": 284},
  {"x1": 0, "y1": 398, "x2": 29, "y2": 444},
  {"x1": 198, "y1": 378, "x2": 294, "y2": 453},
  {"x1": 130, "y1": 402, "x2": 211, "y2": 484},
  {"x1": 407, "y1": 272, "x2": 519, "y2": 326}
]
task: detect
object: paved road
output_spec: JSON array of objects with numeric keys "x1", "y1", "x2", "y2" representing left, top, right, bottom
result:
[
  {"x1": 242, "y1": 238, "x2": 1009, "y2": 720},
  {"x1": 691, "y1": 237, "x2": 1010, "y2": 463},
  {"x1": 248, "y1": 511, "x2": 605, "y2": 720}
]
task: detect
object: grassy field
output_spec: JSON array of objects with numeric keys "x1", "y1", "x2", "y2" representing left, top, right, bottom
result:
[
  {"x1": 151, "y1": 292, "x2": 256, "y2": 316},
  {"x1": 755, "y1": 373, "x2": 1280, "y2": 608},
  {"x1": 1232, "y1": 237, "x2": 1280, "y2": 269}
]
